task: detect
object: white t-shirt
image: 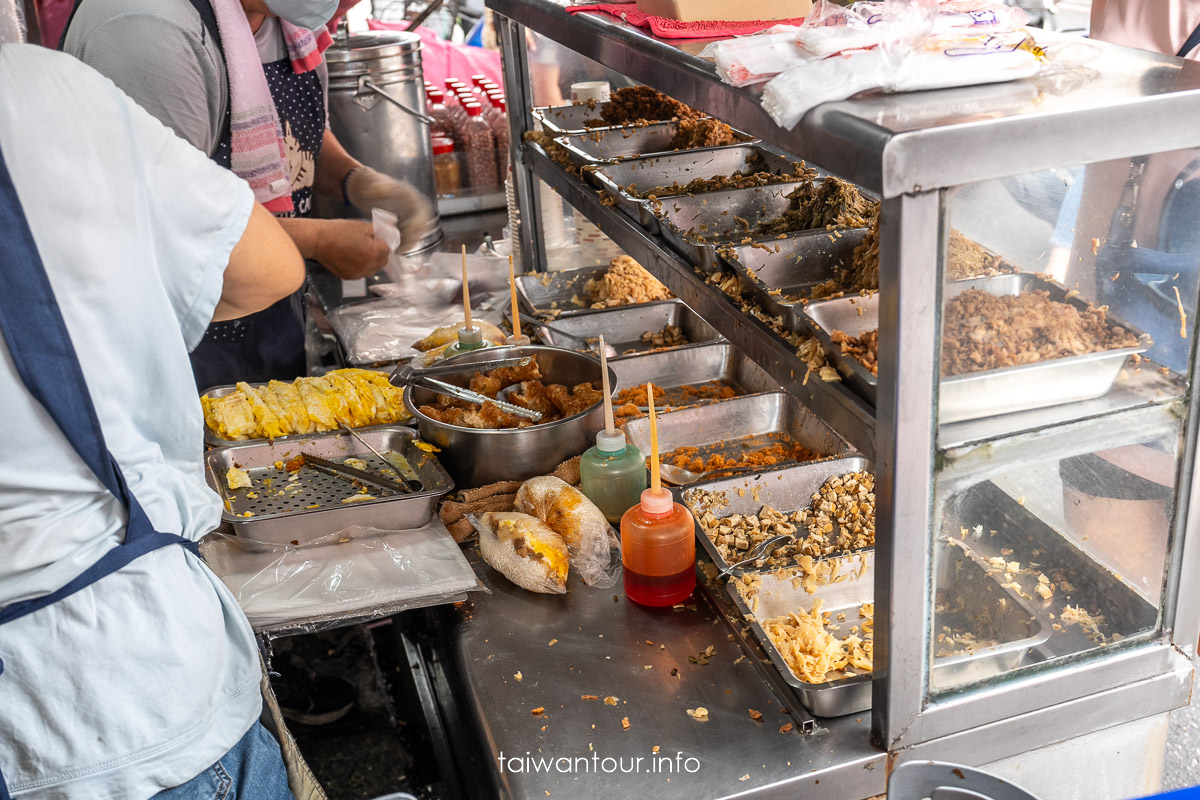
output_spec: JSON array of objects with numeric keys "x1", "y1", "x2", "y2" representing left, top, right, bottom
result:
[{"x1": 0, "y1": 44, "x2": 262, "y2": 799}]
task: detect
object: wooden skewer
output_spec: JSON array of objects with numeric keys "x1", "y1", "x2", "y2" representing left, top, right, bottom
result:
[
  {"x1": 648, "y1": 382, "x2": 660, "y2": 492},
  {"x1": 508, "y1": 255, "x2": 521, "y2": 339},
  {"x1": 461, "y1": 244, "x2": 472, "y2": 331},
  {"x1": 600, "y1": 335, "x2": 614, "y2": 435}
]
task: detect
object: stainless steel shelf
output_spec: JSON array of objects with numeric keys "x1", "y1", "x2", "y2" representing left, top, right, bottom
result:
[{"x1": 525, "y1": 142, "x2": 878, "y2": 458}]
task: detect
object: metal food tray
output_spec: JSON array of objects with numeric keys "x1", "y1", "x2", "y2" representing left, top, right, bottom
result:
[
  {"x1": 532, "y1": 102, "x2": 612, "y2": 135},
  {"x1": 719, "y1": 228, "x2": 869, "y2": 332},
  {"x1": 590, "y1": 145, "x2": 803, "y2": 234},
  {"x1": 623, "y1": 391, "x2": 852, "y2": 486},
  {"x1": 553, "y1": 121, "x2": 756, "y2": 167},
  {"x1": 514, "y1": 265, "x2": 674, "y2": 319},
  {"x1": 204, "y1": 426, "x2": 453, "y2": 546},
  {"x1": 725, "y1": 543, "x2": 1049, "y2": 716},
  {"x1": 200, "y1": 376, "x2": 412, "y2": 448},
  {"x1": 536, "y1": 300, "x2": 722, "y2": 356},
  {"x1": 801, "y1": 274, "x2": 1153, "y2": 421},
  {"x1": 681, "y1": 456, "x2": 870, "y2": 575},
  {"x1": 649, "y1": 183, "x2": 868, "y2": 274},
  {"x1": 609, "y1": 342, "x2": 780, "y2": 410}
]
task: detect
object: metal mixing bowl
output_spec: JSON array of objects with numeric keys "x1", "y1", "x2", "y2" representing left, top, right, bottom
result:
[{"x1": 403, "y1": 345, "x2": 618, "y2": 488}]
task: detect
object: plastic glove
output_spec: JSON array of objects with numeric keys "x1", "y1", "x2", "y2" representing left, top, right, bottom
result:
[
  {"x1": 345, "y1": 166, "x2": 436, "y2": 252},
  {"x1": 313, "y1": 218, "x2": 389, "y2": 280}
]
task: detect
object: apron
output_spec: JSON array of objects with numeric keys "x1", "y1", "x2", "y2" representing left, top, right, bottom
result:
[
  {"x1": 0, "y1": 140, "x2": 199, "y2": 800},
  {"x1": 187, "y1": 46, "x2": 326, "y2": 391}
]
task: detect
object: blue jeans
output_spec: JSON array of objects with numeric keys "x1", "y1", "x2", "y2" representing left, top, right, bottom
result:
[{"x1": 152, "y1": 722, "x2": 296, "y2": 800}]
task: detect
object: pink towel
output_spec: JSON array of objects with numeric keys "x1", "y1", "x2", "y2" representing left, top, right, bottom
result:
[
  {"x1": 565, "y1": 4, "x2": 805, "y2": 39},
  {"x1": 210, "y1": 0, "x2": 336, "y2": 213}
]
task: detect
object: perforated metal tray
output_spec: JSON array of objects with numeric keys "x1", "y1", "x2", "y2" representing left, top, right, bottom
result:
[{"x1": 204, "y1": 427, "x2": 453, "y2": 545}]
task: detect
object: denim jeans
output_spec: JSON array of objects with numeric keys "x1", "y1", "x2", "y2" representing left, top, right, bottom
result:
[{"x1": 152, "y1": 722, "x2": 296, "y2": 800}]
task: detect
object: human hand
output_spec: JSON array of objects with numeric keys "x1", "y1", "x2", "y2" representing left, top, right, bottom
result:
[
  {"x1": 312, "y1": 218, "x2": 389, "y2": 280},
  {"x1": 344, "y1": 166, "x2": 436, "y2": 253}
]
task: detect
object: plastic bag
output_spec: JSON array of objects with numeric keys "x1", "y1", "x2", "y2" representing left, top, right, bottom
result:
[
  {"x1": 472, "y1": 511, "x2": 570, "y2": 594},
  {"x1": 200, "y1": 523, "x2": 485, "y2": 632},
  {"x1": 515, "y1": 476, "x2": 622, "y2": 589}
]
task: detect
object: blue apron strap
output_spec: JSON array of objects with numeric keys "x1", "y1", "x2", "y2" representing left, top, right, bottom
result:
[{"x1": 0, "y1": 143, "x2": 196, "y2": 626}]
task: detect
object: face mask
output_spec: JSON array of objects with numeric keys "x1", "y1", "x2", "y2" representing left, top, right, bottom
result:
[{"x1": 262, "y1": 0, "x2": 338, "y2": 31}]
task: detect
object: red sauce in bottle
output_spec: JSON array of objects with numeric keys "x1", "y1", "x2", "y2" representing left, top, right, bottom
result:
[{"x1": 621, "y1": 488, "x2": 695, "y2": 607}]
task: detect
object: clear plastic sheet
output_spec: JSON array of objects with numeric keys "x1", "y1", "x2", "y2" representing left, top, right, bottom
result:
[
  {"x1": 515, "y1": 476, "x2": 622, "y2": 588},
  {"x1": 201, "y1": 522, "x2": 485, "y2": 633}
]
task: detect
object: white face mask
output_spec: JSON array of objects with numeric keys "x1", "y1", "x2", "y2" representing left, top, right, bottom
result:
[
  {"x1": 262, "y1": 0, "x2": 338, "y2": 31},
  {"x1": 0, "y1": 0, "x2": 25, "y2": 44}
]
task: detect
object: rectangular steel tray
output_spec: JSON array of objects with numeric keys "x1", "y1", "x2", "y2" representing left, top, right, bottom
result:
[
  {"x1": 649, "y1": 182, "x2": 869, "y2": 274},
  {"x1": 554, "y1": 121, "x2": 756, "y2": 167},
  {"x1": 719, "y1": 227, "x2": 869, "y2": 332},
  {"x1": 725, "y1": 542, "x2": 1049, "y2": 716},
  {"x1": 682, "y1": 456, "x2": 870, "y2": 575},
  {"x1": 591, "y1": 145, "x2": 803, "y2": 234},
  {"x1": 201, "y1": 379, "x2": 412, "y2": 448},
  {"x1": 514, "y1": 265, "x2": 674, "y2": 319},
  {"x1": 532, "y1": 102, "x2": 613, "y2": 135},
  {"x1": 609, "y1": 342, "x2": 780, "y2": 410},
  {"x1": 204, "y1": 426, "x2": 453, "y2": 546},
  {"x1": 801, "y1": 274, "x2": 1153, "y2": 421},
  {"x1": 536, "y1": 300, "x2": 722, "y2": 356},
  {"x1": 623, "y1": 391, "x2": 852, "y2": 486}
]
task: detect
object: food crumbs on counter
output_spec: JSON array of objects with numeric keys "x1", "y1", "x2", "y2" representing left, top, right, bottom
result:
[
  {"x1": 645, "y1": 640, "x2": 654, "y2": 645},
  {"x1": 779, "y1": 723, "x2": 794, "y2": 733},
  {"x1": 548, "y1": 639, "x2": 558, "y2": 647},
  {"x1": 531, "y1": 707, "x2": 544, "y2": 716},
  {"x1": 414, "y1": 441, "x2": 441, "y2": 453},
  {"x1": 581, "y1": 694, "x2": 600, "y2": 701},
  {"x1": 749, "y1": 709, "x2": 763, "y2": 720},
  {"x1": 644, "y1": 665, "x2": 653, "y2": 670},
  {"x1": 621, "y1": 717, "x2": 630, "y2": 730},
  {"x1": 739, "y1": 775, "x2": 750, "y2": 782},
  {"x1": 514, "y1": 672, "x2": 523, "y2": 682},
  {"x1": 604, "y1": 696, "x2": 619, "y2": 706},
  {"x1": 733, "y1": 655, "x2": 746, "y2": 665},
  {"x1": 1091, "y1": 237, "x2": 1101, "y2": 255},
  {"x1": 652, "y1": 746, "x2": 661, "y2": 753},
  {"x1": 686, "y1": 707, "x2": 709, "y2": 721},
  {"x1": 670, "y1": 668, "x2": 680, "y2": 678},
  {"x1": 1017, "y1": 496, "x2": 1026, "y2": 505}
]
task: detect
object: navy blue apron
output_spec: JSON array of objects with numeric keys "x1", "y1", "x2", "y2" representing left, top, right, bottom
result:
[
  {"x1": 0, "y1": 141, "x2": 199, "y2": 800},
  {"x1": 188, "y1": 41, "x2": 326, "y2": 391}
]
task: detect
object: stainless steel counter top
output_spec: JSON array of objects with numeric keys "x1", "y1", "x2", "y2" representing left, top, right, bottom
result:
[{"x1": 445, "y1": 551, "x2": 885, "y2": 799}]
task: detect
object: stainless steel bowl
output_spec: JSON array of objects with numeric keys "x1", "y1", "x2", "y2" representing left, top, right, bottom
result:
[{"x1": 403, "y1": 345, "x2": 618, "y2": 488}]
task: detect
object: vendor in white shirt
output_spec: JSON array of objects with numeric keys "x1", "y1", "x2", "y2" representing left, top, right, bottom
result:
[{"x1": 0, "y1": 22, "x2": 309, "y2": 800}]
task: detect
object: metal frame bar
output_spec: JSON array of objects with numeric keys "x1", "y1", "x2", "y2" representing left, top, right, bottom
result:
[{"x1": 497, "y1": 15, "x2": 547, "y2": 273}]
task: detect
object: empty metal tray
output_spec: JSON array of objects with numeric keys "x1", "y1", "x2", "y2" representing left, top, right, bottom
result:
[
  {"x1": 726, "y1": 541, "x2": 1048, "y2": 716},
  {"x1": 682, "y1": 456, "x2": 870, "y2": 574},
  {"x1": 591, "y1": 145, "x2": 805, "y2": 233},
  {"x1": 801, "y1": 273, "x2": 1153, "y2": 421},
  {"x1": 554, "y1": 121, "x2": 756, "y2": 167},
  {"x1": 610, "y1": 342, "x2": 780, "y2": 410},
  {"x1": 719, "y1": 228, "x2": 869, "y2": 332},
  {"x1": 650, "y1": 183, "x2": 869, "y2": 274},
  {"x1": 623, "y1": 391, "x2": 852, "y2": 486},
  {"x1": 200, "y1": 378, "x2": 412, "y2": 448},
  {"x1": 536, "y1": 300, "x2": 722, "y2": 356},
  {"x1": 204, "y1": 426, "x2": 453, "y2": 546}
]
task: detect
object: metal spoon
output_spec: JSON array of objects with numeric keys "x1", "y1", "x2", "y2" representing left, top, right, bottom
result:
[{"x1": 720, "y1": 534, "x2": 794, "y2": 576}]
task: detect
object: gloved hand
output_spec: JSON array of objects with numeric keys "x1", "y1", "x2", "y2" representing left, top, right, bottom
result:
[
  {"x1": 344, "y1": 166, "x2": 436, "y2": 253},
  {"x1": 313, "y1": 218, "x2": 389, "y2": 280}
]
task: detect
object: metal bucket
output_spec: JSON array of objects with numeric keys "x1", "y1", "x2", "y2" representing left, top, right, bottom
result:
[{"x1": 318, "y1": 30, "x2": 443, "y2": 256}]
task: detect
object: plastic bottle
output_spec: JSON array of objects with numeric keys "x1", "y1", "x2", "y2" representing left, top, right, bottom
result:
[
  {"x1": 461, "y1": 102, "x2": 498, "y2": 190},
  {"x1": 489, "y1": 95, "x2": 510, "y2": 181},
  {"x1": 432, "y1": 137, "x2": 461, "y2": 195},
  {"x1": 582, "y1": 429, "x2": 647, "y2": 524},
  {"x1": 621, "y1": 488, "x2": 696, "y2": 607},
  {"x1": 426, "y1": 89, "x2": 455, "y2": 140}
]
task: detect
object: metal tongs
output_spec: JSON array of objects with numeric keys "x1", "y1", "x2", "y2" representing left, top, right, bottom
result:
[
  {"x1": 390, "y1": 356, "x2": 543, "y2": 422},
  {"x1": 302, "y1": 453, "x2": 420, "y2": 494}
]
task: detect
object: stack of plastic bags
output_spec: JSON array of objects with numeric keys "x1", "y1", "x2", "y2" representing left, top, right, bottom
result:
[{"x1": 704, "y1": 0, "x2": 1045, "y2": 130}]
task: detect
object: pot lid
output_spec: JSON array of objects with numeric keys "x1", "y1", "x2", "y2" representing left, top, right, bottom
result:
[{"x1": 325, "y1": 30, "x2": 422, "y2": 62}]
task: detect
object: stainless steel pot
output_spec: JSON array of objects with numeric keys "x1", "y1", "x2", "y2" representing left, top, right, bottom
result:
[
  {"x1": 403, "y1": 345, "x2": 619, "y2": 488},
  {"x1": 318, "y1": 30, "x2": 443, "y2": 256}
]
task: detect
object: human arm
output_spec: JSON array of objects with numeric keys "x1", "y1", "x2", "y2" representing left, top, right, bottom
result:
[
  {"x1": 213, "y1": 202, "x2": 305, "y2": 321},
  {"x1": 274, "y1": 216, "x2": 388, "y2": 280}
]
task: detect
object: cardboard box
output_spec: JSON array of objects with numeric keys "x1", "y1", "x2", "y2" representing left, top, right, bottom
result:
[{"x1": 634, "y1": 0, "x2": 812, "y2": 23}]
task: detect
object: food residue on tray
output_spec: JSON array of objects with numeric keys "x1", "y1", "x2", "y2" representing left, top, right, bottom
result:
[
  {"x1": 201, "y1": 369, "x2": 411, "y2": 441},
  {"x1": 417, "y1": 355, "x2": 603, "y2": 430},
  {"x1": 753, "y1": 177, "x2": 875, "y2": 237},
  {"x1": 638, "y1": 324, "x2": 689, "y2": 350},
  {"x1": 225, "y1": 467, "x2": 252, "y2": 490},
  {"x1": 594, "y1": 86, "x2": 704, "y2": 126},
  {"x1": 665, "y1": 432, "x2": 817, "y2": 476},
  {"x1": 946, "y1": 229, "x2": 1017, "y2": 281},
  {"x1": 612, "y1": 380, "x2": 738, "y2": 418},
  {"x1": 581, "y1": 256, "x2": 672, "y2": 308},
  {"x1": 941, "y1": 289, "x2": 1140, "y2": 376},
  {"x1": 830, "y1": 329, "x2": 879, "y2": 376},
  {"x1": 669, "y1": 117, "x2": 741, "y2": 149},
  {"x1": 637, "y1": 159, "x2": 815, "y2": 200}
]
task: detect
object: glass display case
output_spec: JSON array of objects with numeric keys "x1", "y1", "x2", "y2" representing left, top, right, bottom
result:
[{"x1": 487, "y1": 1, "x2": 1200, "y2": 794}]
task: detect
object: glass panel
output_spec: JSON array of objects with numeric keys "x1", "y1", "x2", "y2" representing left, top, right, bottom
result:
[{"x1": 927, "y1": 150, "x2": 1200, "y2": 697}]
